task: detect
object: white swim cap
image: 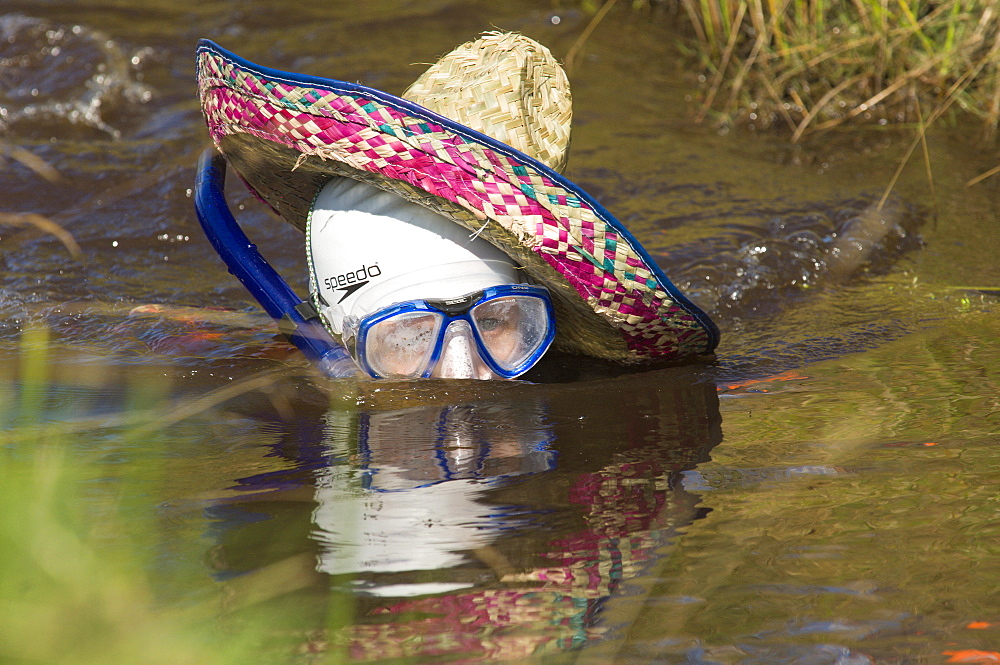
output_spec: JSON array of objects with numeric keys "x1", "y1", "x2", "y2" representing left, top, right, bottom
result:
[{"x1": 307, "y1": 178, "x2": 519, "y2": 335}]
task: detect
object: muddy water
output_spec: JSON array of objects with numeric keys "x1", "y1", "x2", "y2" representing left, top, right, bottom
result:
[{"x1": 2, "y1": 2, "x2": 998, "y2": 664}]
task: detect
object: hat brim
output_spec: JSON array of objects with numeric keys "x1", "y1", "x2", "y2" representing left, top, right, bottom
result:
[{"x1": 197, "y1": 39, "x2": 719, "y2": 363}]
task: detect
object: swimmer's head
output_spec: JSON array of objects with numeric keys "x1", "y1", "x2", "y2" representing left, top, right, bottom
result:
[{"x1": 308, "y1": 178, "x2": 555, "y2": 380}]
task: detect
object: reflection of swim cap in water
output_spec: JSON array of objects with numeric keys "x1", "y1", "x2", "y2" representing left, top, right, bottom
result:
[{"x1": 312, "y1": 403, "x2": 555, "y2": 596}]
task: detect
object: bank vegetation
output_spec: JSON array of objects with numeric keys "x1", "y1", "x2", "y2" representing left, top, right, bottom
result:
[{"x1": 651, "y1": 0, "x2": 999, "y2": 141}]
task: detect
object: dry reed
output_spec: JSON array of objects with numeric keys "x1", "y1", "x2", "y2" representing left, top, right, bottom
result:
[{"x1": 673, "y1": 0, "x2": 999, "y2": 140}]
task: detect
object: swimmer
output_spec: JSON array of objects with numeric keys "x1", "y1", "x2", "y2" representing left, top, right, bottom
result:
[{"x1": 195, "y1": 32, "x2": 719, "y2": 378}]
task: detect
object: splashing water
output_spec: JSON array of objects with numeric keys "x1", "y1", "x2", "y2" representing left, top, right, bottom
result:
[
  {"x1": 669, "y1": 194, "x2": 925, "y2": 319},
  {"x1": 0, "y1": 14, "x2": 153, "y2": 138}
]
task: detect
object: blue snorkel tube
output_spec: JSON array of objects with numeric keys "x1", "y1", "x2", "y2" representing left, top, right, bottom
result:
[{"x1": 193, "y1": 148, "x2": 360, "y2": 378}]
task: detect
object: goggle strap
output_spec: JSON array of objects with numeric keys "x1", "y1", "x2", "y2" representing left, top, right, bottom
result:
[{"x1": 296, "y1": 300, "x2": 321, "y2": 321}]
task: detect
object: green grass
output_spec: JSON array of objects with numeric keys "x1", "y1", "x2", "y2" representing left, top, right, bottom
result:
[
  {"x1": 671, "y1": 0, "x2": 999, "y2": 140},
  {"x1": 0, "y1": 325, "x2": 330, "y2": 665},
  {"x1": 2, "y1": 325, "x2": 220, "y2": 664}
]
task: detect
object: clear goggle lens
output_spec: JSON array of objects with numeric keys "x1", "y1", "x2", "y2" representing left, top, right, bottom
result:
[
  {"x1": 470, "y1": 296, "x2": 551, "y2": 372},
  {"x1": 365, "y1": 311, "x2": 443, "y2": 379}
]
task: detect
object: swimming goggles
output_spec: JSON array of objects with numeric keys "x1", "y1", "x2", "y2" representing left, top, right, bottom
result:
[{"x1": 341, "y1": 284, "x2": 556, "y2": 380}]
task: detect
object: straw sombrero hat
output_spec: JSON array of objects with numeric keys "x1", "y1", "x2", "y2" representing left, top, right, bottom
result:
[{"x1": 196, "y1": 32, "x2": 719, "y2": 363}]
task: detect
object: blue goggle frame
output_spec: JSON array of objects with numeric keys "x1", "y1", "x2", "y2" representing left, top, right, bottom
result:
[{"x1": 349, "y1": 284, "x2": 556, "y2": 380}]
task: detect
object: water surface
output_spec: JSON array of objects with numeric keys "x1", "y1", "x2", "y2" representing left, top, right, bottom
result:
[{"x1": 2, "y1": 2, "x2": 998, "y2": 663}]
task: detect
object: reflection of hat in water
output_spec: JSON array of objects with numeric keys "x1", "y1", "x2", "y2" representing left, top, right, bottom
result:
[{"x1": 196, "y1": 32, "x2": 719, "y2": 362}]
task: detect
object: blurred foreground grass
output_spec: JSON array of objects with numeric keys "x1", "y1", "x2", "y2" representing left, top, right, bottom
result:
[
  {"x1": 0, "y1": 442, "x2": 230, "y2": 665},
  {"x1": 0, "y1": 323, "x2": 330, "y2": 665},
  {"x1": 0, "y1": 321, "x2": 362, "y2": 665},
  {"x1": 0, "y1": 324, "x2": 237, "y2": 665}
]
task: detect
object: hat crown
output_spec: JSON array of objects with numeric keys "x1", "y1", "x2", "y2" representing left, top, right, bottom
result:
[{"x1": 402, "y1": 32, "x2": 572, "y2": 173}]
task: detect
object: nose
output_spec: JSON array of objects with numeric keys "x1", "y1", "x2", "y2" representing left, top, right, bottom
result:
[{"x1": 431, "y1": 320, "x2": 499, "y2": 380}]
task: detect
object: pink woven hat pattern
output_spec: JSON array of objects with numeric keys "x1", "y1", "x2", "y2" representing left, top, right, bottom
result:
[{"x1": 196, "y1": 32, "x2": 719, "y2": 363}]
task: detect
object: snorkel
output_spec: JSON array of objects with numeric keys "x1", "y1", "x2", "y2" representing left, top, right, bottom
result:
[{"x1": 193, "y1": 149, "x2": 360, "y2": 378}]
